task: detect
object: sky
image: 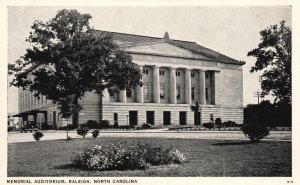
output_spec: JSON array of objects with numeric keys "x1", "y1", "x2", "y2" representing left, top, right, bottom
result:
[{"x1": 7, "y1": 6, "x2": 291, "y2": 113}]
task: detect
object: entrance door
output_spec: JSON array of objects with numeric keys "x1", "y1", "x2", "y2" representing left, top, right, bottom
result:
[
  {"x1": 146, "y1": 111, "x2": 155, "y2": 125},
  {"x1": 53, "y1": 111, "x2": 57, "y2": 129},
  {"x1": 114, "y1": 113, "x2": 118, "y2": 124},
  {"x1": 129, "y1": 111, "x2": 138, "y2": 126},
  {"x1": 179, "y1": 111, "x2": 187, "y2": 125},
  {"x1": 194, "y1": 112, "x2": 201, "y2": 125},
  {"x1": 163, "y1": 111, "x2": 171, "y2": 125}
]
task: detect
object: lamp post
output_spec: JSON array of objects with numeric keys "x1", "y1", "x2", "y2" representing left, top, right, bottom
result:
[
  {"x1": 190, "y1": 101, "x2": 200, "y2": 125},
  {"x1": 126, "y1": 115, "x2": 130, "y2": 126}
]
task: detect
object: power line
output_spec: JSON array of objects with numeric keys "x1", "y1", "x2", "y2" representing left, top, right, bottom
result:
[{"x1": 252, "y1": 90, "x2": 263, "y2": 105}]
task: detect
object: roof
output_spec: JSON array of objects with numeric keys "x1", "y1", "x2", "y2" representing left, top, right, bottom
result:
[{"x1": 91, "y1": 30, "x2": 245, "y2": 65}]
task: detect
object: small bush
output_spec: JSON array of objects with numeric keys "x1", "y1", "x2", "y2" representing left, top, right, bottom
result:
[
  {"x1": 59, "y1": 124, "x2": 76, "y2": 130},
  {"x1": 77, "y1": 124, "x2": 89, "y2": 139},
  {"x1": 41, "y1": 123, "x2": 51, "y2": 130},
  {"x1": 113, "y1": 122, "x2": 119, "y2": 128},
  {"x1": 8, "y1": 126, "x2": 16, "y2": 132},
  {"x1": 242, "y1": 124, "x2": 270, "y2": 143},
  {"x1": 215, "y1": 118, "x2": 222, "y2": 130},
  {"x1": 87, "y1": 120, "x2": 99, "y2": 129},
  {"x1": 72, "y1": 141, "x2": 188, "y2": 171},
  {"x1": 203, "y1": 122, "x2": 214, "y2": 130},
  {"x1": 141, "y1": 123, "x2": 152, "y2": 129},
  {"x1": 99, "y1": 120, "x2": 110, "y2": 129},
  {"x1": 33, "y1": 131, "x2": 44, "y2": 141},
  {"x1": 223, "y1": 121, "x2": 238, "y2": 127},
  {"x1": 92, "y1": 129, "x2": 100, "y2": 139},
  {"x1": 118, "y1": 125, "x2": 131, "y2": 130}
]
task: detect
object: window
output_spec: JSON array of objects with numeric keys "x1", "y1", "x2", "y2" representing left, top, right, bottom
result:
[
  {"x1": 34, "y1": 95, "x2": 36, "y2": 106},
  {"x1": 21, "y1": 95, "x2": 23, "y2": 110},
  {"x1": 24, "y1": 94, "x2": 26, "y2": 109},
  {"x1": 126, "y1": 88, "x2": 132, "y2": 97},
  {"x1": 176, "y1": 86, "x2": 181, "y2": 99},
  {"x1": 191, "y1": 72, "x2": 195, "y2": 78},
  {"x1": 143, "y1": 69, "x2": 148, "y2": 75},
  {"x1": 25, "y1": 94, "x2": 27, "y2": 108},
  {"x1": 160, "y1": 85, "x2": 165, "y2": 99},
  {"x1": 108, "y1": 89, "x2": 114, "y2": 97},
  {"x1": 205, "y1": 88, "x2": 209, "y2": 100},
  {"x1": 176, "y1": 71, "x2": 181, "y2": 77},
  {"x1": 30, "y1": 93, "x2": 32, "y2": 107},
  {"x1": 191, "y1": 87, "x2": 195, "y2": 100},
  {"x1": 159, "y1": 70, "x2": 165, "y2": 76},
  {"x1": 144, "y1": 85, "x2": 149, "y2": 99},
  {"x1": 114, "y1": 113, "x2": 118, "y2": 123}
]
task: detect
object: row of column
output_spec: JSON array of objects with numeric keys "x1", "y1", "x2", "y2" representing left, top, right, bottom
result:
[{"x1": 118, "y1": 65, "x2": 220, "y2": 105}]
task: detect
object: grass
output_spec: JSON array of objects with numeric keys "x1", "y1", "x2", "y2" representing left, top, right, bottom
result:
[{"x1": 8, "y1": 137, "x2": 291, "y2": 177}]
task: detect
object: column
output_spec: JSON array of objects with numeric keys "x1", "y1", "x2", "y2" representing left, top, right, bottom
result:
[
  {"x1": 136, "y1": 65, "x2": 144, "y2": 103},
  {"x1": 213, "y1": 71, "x2": 221, "y2": 105},
  {"x1": 169, "y1": 67, "x2": 177, "y2": 104},
  {"x1": 152, "y1": 65, "x2": 160, "y2": 103},
  {"x1": 119, "y1": 90, "x2": 127, "y2": 103},
  {"x1": 102, "y1": 89, "x2": 110, "y2": 102},
  {"x1": 33, "y1": 113, "x2": 37, "y2": 128},
  {"x1": 199, "y1": 69, "x2": 206, "y2": 105},
  {"x1": 185, "y1": 68, "x2": 191, "y2": 104}
]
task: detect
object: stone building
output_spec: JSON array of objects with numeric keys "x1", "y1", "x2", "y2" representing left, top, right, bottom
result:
[{"x1": 15, "y1": 30, "x2": 244, "y2": 128}]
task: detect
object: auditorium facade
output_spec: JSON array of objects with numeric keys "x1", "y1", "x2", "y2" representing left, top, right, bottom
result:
[{"x1": 16, "y1": 30, "x2": 245, "y2": 128}]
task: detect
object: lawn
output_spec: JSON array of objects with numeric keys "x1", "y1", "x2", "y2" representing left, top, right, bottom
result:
[{"x1": 8, "y1": 137, "x2": 291, "y2": 177}]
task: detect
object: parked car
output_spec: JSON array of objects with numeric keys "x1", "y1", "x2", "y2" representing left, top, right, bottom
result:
[{"x1": 20, "y1": 126, "x2": 38, "y2": 133}]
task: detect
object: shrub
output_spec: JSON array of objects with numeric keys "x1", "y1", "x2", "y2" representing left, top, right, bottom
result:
[
  {"x1": 203, "y1": 122, "x2": 214, "y2": 130},
  {"x1": 141, "y1": 123, "x2": 152, "y2": 129},
  {"x1": 99, "y1": 120, "x2": 110, "y2": 129},
  {"x1": 113, "y1": 122, "x2": 119, "y2": 128},
  {"x1": 72, "y1": 141, "x2": 188, "y2": 171},
  {"x1": 215, "y1": 118, "x2": 222, "y2": 130},
  {"x1": 242, "y1": 124, "x2": 270, "y2": 143},
  {"x1": 118, "y1": 125, "x2": 131, "y2": 130},
  {"x1": 87, "y1": 120, "x2": 99, "y2": 129},
  {"x1": 33, "y1": 131, "x2": 44, "y2": 141},
  {"x1": 59, "y1": 124, "x2": 76, "y2": 130},
  {"x1": 77, "y1": 124, "x2": 89, "y2": 139},
  {"x1": 41, "y1": 123, "x2": 51, "y2": 130},
  {"x1": 8, "y1": 126, "x2": 16, "y2": 132},
  {"x1": 223, "y1": 121, "x2": 238, "y2": 127},
  {"x1": 92, "y1": 129, "x2": 100, "y2": 139}
]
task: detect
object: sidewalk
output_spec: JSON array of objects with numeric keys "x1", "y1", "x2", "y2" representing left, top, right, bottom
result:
[{"x1": 7, "y1": 129, "x2": 291, "y2": 144}]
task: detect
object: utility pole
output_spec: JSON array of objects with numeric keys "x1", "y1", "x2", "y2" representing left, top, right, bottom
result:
[{"x1": 252, "y1": 90, "x2": 263, "y2": 105}]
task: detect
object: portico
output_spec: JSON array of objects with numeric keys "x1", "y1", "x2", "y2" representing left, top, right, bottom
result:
[{"x1": 116, "y1": 65, "x2": 220, "y2": 106}]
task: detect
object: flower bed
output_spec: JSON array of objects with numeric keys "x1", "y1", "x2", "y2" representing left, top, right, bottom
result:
[{"x1": 72, "y1": 141, "x2": 188, "y2": 170}]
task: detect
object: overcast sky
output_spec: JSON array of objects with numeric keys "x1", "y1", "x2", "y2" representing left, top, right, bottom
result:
[{"x1": 7, "y1": 6, "x2": 291, "y2": 113}]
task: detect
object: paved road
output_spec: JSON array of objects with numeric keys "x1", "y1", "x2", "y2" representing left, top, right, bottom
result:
[{"x1": 7, "y1": 129, "x2": 291, "y2": 143}]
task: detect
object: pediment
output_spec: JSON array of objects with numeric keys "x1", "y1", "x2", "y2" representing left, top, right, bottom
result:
[{"x1": 123, "y1": 41, "x2": 213, "y2": 60}]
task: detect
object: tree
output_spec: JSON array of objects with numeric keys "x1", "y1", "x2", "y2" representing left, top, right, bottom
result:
[
  {"x1": 244, "y1": 100, "x2": 291, "y2": 127},
  {"x1": 8, "y1": 9, "x2": 142, "y2": 127},
  {"x1": 248, "y1": 21, "x2": 291, "y2": 104}
]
